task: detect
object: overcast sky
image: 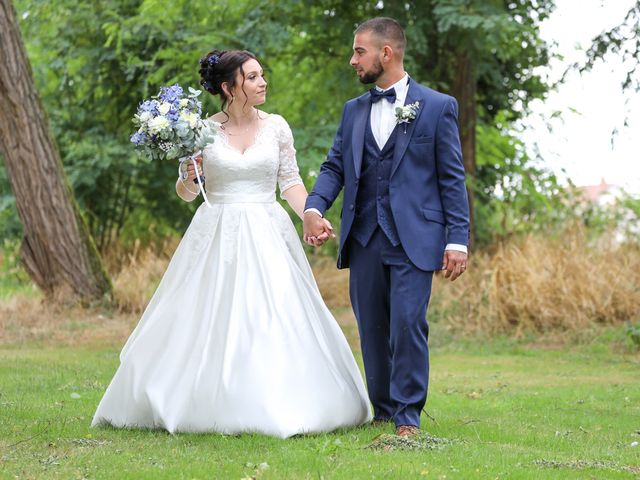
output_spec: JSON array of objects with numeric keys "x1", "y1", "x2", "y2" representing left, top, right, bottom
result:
[{"x1": 521, "y1": 0, "x2": 640, "y2": 194}]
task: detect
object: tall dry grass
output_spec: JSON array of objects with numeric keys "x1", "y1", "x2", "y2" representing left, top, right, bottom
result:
[
  {"x1": 0, "y1": 238, "x2": 178, "y2": 345},
  {"x1": 106, "y1": 238, "x2": 179, "y2": 314},
  {"x1": 429, "y1": 226, "x2": 640, "y2": 336},
  {"x1": 2, "y1": 226, "x2": 638, "y2": 345}
]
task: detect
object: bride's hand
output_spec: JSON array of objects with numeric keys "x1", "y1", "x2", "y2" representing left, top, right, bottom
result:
[
  {"x1": 304, "y1": 216, "x2": 335, "y2": 247},
  {"x1": 184, "y1": 155, "x2": 203, "y2": 183}
]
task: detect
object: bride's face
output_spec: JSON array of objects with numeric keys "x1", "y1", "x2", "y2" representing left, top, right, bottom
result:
[{"x1": 229, "y1": 59, "x2": 267, "y2": 107}]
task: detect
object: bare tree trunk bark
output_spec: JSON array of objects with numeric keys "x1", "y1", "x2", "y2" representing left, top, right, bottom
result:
[
  {"x1": 0, "y1": 0, "x2": 111, "y2": 300},
  {"x1": 450, "y1": 49, "x2": 477, "y2": 251}
]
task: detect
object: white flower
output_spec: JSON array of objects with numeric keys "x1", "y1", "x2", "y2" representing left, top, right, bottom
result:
[
  {"x1": 395, "y1": 102, "x2": 420, "y2": 124},
  {"x1": 158, "y1": 102, "x2": 172, "y2": 115},
  {"x1": 158, "y1": 141, "x2": 174, "y2": 152},
  {"x1": 395, "y1": 101, "x2": 420, "y2": 133},
  {"x1": 137, "y1": 111, "x2": 153, "y2": 123},
  {"x1": 148, "y1": 116, "x2": 170, "y2": 134},
  {"x1": 179, "y1": 99, "x2": 189, "y2": 108},
  {"x1": 180, "y1": 111, "x2": 198, "y2": 129}
]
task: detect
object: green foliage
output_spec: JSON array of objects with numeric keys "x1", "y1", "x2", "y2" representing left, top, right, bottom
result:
[
  {"x1": 572, "y1": 190, "x2": 640, "y2": 243},
  {"x1": 0, "y1": 155, "x2": 22, "y2": 240},
  {"x1": 580, "y1": 1, "x2": 640, "y2": 94},
  {"x1": 385, "y1": 0, "x2": 555, "y2": 121},
  {"x1": 12, "y1": 0, "x2": 244, "y2": 249},
  {"x1": 4, "y1": 0, "x2": 571, "y2": 253},
  {"x1": 626, "y1": 321, "x2": 640, "y2": 349},
  {"x1": 0, "y1": 239, "x2": 36, "y2": 299},
  {"x1": 473, "y1": 112, "x2": 578, "y2": 244}
]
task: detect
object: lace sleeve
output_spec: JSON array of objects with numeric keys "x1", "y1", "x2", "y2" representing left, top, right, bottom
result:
[{"x1": 275, "y1": 115, "x2": 304, "y2": 197}]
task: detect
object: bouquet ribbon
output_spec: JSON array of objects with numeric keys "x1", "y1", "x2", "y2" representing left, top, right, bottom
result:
[{"x1": 180, "y1": 155, "x2": 212, "y2": 208}]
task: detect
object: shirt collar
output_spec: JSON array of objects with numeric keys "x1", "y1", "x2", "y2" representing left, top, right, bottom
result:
[{"x1": 376, "y1": 73, "x2": 409, "y2": 102}]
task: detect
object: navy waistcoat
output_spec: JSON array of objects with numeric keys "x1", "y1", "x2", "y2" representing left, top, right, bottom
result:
[{"x1": 349, "y1": 117, "x2": 400, "y2": 247}]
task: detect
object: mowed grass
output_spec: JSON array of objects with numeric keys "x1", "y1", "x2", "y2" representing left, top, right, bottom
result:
[{"x1": 1, "y1": 336, "x2": 639, "y2": 479}]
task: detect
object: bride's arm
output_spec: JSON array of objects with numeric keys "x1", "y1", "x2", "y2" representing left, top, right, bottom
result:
[
  {"x1": 281, "y1": 184, "x2": 308, "y2": 220},
  {"x1": 276, "y1": 115, "x2": 333, "y2": 238},
  {"x1": 176, "y1": 178, "x2": 198, "y2": 202},
  {"x1": 283, "y1": 185, "x2": 334, "y2": 239}
]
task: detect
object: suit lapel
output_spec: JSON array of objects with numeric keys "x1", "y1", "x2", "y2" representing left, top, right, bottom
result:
[
  {"x1": 351, "y1": 97, "x2": 370, "y2": 179},
  {"x1": 391, "y1": 79, "x2": 425, "y2": 178}
]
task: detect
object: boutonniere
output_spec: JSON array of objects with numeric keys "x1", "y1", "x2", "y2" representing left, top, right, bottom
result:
[{"x1": 395, "y1": 102, "x2": 420, "y2": 133}]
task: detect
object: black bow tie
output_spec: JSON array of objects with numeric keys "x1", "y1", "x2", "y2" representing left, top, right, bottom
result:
[{"x1": 370, "y1": 87, "x2": 396, "y2": 104}]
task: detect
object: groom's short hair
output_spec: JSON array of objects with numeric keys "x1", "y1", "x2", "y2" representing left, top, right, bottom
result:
[{"x1": 355, "y1": 17, "x2": 406, "y2": 56}]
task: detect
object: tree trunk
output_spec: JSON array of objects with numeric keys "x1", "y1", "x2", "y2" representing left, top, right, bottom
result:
[
  {"x1": 0, "y1": 0, "x2": 111, "y2": 300},
  {"x1": 450, "y1": 48, "x2": 477, "y2": 251}
]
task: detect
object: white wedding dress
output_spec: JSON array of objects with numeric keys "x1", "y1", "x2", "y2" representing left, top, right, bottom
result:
[{"x1": 92, "y1": 114, "x2": 372, "y2": 438}]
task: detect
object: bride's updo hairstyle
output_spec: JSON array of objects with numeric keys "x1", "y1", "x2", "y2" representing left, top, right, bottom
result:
[{"x1": 199, "y1": 49, "x2": 259, "y2": 111}]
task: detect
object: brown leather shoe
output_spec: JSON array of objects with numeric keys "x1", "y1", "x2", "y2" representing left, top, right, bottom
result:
[{"x1": 395, "y1": 425, "x2": 420, "y2": 437}]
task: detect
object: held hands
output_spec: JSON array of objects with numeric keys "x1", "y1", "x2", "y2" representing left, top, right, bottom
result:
[
  {"x1": 441, "y1": 250, "x2": 468, "y2": 282},
  {"x1": 303, "y1": 211, "x2": 335, "y2": 247}
]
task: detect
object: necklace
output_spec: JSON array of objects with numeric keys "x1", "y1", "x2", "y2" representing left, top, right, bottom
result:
[{"x1": 220, "y1": 109, "x2": 260, "y2": 136}]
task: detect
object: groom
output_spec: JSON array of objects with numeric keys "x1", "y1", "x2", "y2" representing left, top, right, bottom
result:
[{"x1": 303, "y1": 17, "x2": 470, "y2": 437}]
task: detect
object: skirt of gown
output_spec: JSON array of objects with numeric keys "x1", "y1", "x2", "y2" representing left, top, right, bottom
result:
[{"x1": 91, "y1": 198, "x2": 372, "y2": 438}]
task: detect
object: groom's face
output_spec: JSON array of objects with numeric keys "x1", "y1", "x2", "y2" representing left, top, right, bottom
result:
[{"x1": 350, "y1": 32, "x2": 384, "y2": 84}]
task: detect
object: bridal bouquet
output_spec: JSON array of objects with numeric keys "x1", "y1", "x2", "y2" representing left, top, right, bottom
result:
[{"x1": 130, "y1": 84, "x2": 217, "y2": 204}]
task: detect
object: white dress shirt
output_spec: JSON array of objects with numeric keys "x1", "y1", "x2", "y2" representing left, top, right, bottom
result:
[
  {"x1": 307, "y1": 73, "x2": 467, "y2": 255},
  {"x1": 370, "y1": 74, "x2": 410, "y2": 149}
]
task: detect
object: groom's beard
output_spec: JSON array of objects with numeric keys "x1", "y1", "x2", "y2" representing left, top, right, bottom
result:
[{"x1": 359, "y1": 59, "x2": 384, "y2": 84}]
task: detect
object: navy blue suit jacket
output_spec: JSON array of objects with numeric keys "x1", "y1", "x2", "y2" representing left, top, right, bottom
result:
[{"x1": 306, "y1": 79, "x2": 470, "y2": 271}]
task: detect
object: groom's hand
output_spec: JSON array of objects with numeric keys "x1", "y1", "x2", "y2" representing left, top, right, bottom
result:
[
  {"x1": 303, "y1": 211, "x2": 334, "y2": 247},
  {"x1": 442, "y1": 250, "x2": 467, "y2": 281}
]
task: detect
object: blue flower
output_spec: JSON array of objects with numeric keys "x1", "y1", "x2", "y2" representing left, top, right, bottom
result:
[
  {"x1": 208, "y1": 54, "x2": 220, "y2": 66},
  {"x1": 138, "y1": 99, "x2": 159, "y2": 114},
  {"x1": 130, "y1": 131, "x2": 148, "y2": 145},
  {"x1": 158, "y1": 84, "x2": 184, "y2": 103},
  {"x1": 166, "y1": 107, "x2": 180, "y2": 124}
]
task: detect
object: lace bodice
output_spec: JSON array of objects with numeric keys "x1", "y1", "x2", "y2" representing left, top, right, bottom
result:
[{"x1": 202, "y1": 114, "x2": 303, "y2": 202}]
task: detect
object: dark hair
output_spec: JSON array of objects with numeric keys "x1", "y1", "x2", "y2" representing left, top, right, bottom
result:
[
  {"x1": 355, "y1": 17, "x2": 406, "y2": 55},
  {"x1": 199, "y1": 49, "x2": 259, "y2": 111}
]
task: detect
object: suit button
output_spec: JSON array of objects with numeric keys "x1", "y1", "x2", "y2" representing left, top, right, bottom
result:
[
  {"x1": 349, "y1": 204, "x2": 354, "y2": 210},
  {"x1": 378, "y1": 176, "x2": 382, "y2": 180}
]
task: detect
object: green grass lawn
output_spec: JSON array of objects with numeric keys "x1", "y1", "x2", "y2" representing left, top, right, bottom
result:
[{"x1": 1, "y1": 336, "x2": 639, "y2": 479}]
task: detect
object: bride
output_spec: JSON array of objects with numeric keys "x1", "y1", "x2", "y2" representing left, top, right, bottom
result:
[{"x1": 91, "y1": 49, "x2": 372, "y2": 438}]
